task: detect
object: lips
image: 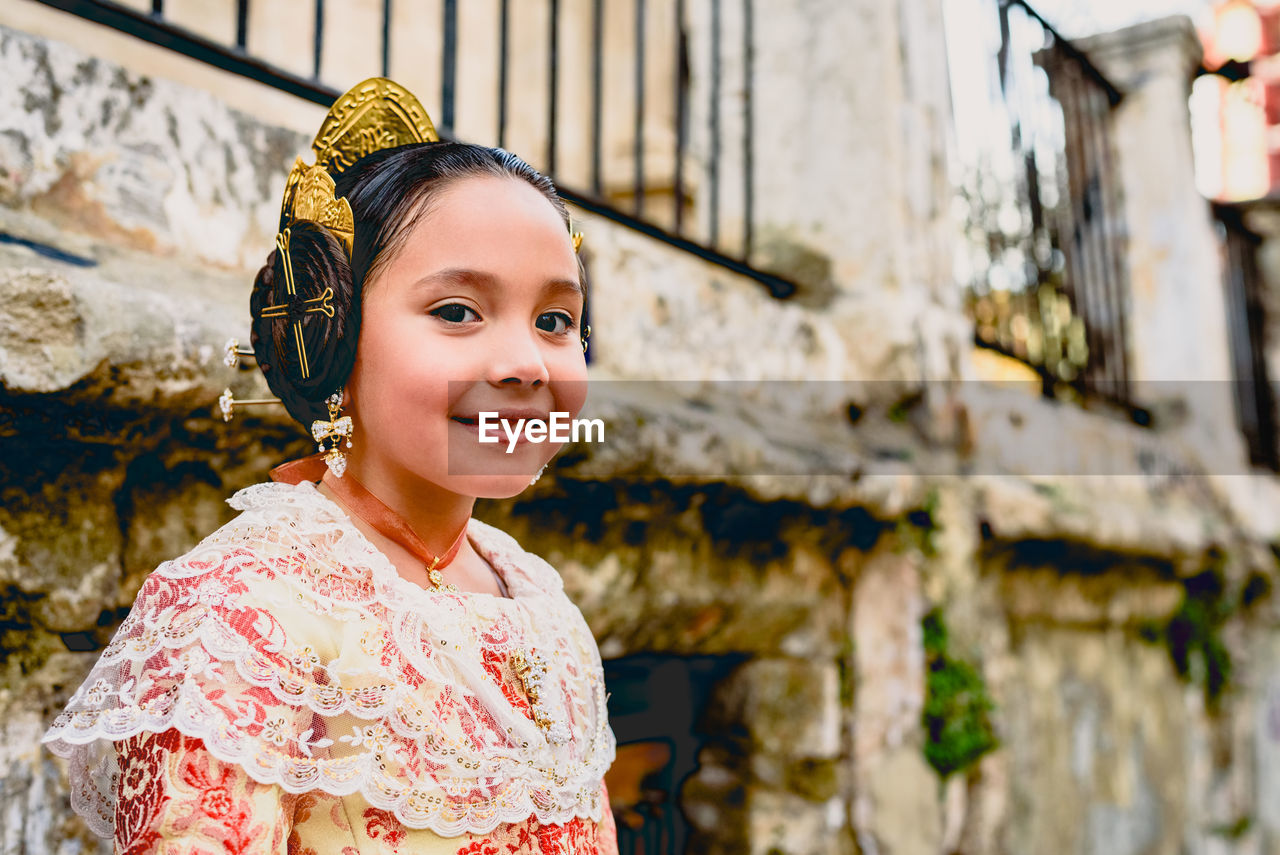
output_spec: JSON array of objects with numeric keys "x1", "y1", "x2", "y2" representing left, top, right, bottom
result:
[
  {"x1": 451, "y1": 409, "x2": 550, "y2": 424},
  {"x1": 450, "y1": 411, "x2": 552, "y2": 449}
]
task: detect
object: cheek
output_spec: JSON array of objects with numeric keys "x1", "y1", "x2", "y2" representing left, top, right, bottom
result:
[
  {"x1": 551, "y1": 356, "x2": 589, "y2": 417},
  {"x1": 350, "y1": 318, "x2": 453, "y2": 425}
]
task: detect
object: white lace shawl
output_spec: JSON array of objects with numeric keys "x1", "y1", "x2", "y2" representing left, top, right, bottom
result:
[{"x1": 42, "y1": 479, "x2": 616, "y2": 837}]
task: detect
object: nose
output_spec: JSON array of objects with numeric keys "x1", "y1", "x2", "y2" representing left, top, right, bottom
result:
[{"x1": 487, "y1": 324, "x2": 550, "y2": 387}]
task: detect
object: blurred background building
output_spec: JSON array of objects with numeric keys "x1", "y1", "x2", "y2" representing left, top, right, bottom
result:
[{"x1": 2, "y1": 0, "x2": 1280, "y2": 853}]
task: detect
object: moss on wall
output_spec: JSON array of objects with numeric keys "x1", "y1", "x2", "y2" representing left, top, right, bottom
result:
[
  {"x1": 1163, "y1": 566, "x2": 1233, "y2": 711},
  {"x1": 921, "y1": 607, "x2": 998, "y2": 778}
]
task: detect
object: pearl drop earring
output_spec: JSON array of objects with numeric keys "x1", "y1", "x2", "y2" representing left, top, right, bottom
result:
[
  {"x1": 311, "y1": 389, "x2": 353, "y2": 477},
  {"x1": 530, "y1": 463, "x2": 548, "y2": 486}
]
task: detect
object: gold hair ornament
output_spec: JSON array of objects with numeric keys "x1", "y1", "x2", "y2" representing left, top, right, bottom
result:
[
  {"x1": 261, "y1": 228, "x2": 330, "y2": 379},
  {"x1": 253, "y1": 77, "x2": 441, "y2": 387},
  {"x1": 277, "y1": 164, "x2": 355, "y2": 255},
  {"x1": 569, "y1": 217, "x2": 587, "y2": 351}
]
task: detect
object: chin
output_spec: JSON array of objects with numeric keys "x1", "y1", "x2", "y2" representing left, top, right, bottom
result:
[
  {"x1": 447, "y1": 473, "x2": 545, "y2": 500},
  {"x1": 442, "y1": 442, "x2": 563, "y2": 499}
]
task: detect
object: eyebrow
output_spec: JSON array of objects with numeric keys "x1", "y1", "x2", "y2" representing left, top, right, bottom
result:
[{"x1": 412, "y1": 267, "x2": 584, "y2": 299}]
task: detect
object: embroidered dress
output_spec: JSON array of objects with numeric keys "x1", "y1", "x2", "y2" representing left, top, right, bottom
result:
[{"x1": 43, "y1": 478, "x2": 618, "y2": 853}]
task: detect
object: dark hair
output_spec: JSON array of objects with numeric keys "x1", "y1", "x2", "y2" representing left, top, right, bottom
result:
[{"x1": 249, "y1": 142, "x2": 586, "y2": 427}]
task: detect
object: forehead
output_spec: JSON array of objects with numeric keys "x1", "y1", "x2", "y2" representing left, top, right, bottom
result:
[{"x1": 395, "y1": 175, "x2": 577, "y2": 276}]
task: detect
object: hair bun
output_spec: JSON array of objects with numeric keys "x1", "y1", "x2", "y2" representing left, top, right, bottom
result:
[{"x1": 249, "y1": 221, "x2": 359, "y2": 427}]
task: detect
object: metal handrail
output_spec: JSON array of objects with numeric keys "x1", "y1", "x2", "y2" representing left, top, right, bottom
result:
[{"x1": 32, "y1": 0, "x2": 797, "y2": 299}]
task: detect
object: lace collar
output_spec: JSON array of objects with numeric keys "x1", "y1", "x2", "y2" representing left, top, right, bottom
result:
[{"x1": 228, "y1": 478, "x2": 565, "y2": 603}]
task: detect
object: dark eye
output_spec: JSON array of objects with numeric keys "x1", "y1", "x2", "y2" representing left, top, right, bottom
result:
[
  {"x1": 429, "y1": 304, "x2": 480, "y2": 324},
  {"x1": 536, "y1": 312, "x2": 577, "y2": 334}
]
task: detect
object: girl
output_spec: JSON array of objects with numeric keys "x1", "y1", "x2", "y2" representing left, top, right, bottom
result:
[{"x1": 43, "y1": 78, "x2": 618, "y2": 854}]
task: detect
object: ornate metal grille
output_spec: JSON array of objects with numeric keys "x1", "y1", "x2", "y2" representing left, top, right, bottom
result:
[
  {"x1": 947, "y1": 0, "x2": 1135, "y2": 409},
  {"x1": 1214, "y1": 203, "x2": 1279, "y2": 471}
]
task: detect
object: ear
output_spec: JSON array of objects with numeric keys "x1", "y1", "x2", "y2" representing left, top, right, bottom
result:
[{"x1": 339, "y1": 375, "x2": 357, "y2": 412}]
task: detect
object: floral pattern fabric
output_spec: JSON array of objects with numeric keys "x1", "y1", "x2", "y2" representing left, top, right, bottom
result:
[
  {"x1": 113, "y1": 729, "x2": 294, "y2": 854},
  {"x1": 44, "y1": 479, "x2": 617, "y2": 850},
  {"x1": 111, "y1": 729, "x2": 618, "y2": 853}
]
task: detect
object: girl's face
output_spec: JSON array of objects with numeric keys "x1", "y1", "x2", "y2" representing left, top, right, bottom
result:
[{"x1": 344, "y1": 174, "x2": 588, "y2": 499}]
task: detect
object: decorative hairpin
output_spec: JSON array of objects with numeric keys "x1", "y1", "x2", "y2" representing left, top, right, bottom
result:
[
  {"x1": 569, "y1": 219, "x2": 586, "y2": 351},
  {"x1": 219, "y1": 388, "x2": 283, "y2": 423},
  {"x1": 265, "y1": 228, "x2": 317, "y2": 380},
  {"x1": 258, "y1": 286, "x2": 336, "y2": 322},
  {"x1": 224, "y1": 338, "x2": 257, "y2": 369},
  {"x1": 568, "y1": 214, "x2": 585, "y2": 254}
]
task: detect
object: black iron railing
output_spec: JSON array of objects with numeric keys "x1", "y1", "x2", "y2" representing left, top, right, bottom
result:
[
  {"x1": 33, "y1": 0, "x2": 795, "y2": 299},
  {"x1": 947, "y1": 0, "x2": 1134, "y2": 409},
  {"x1": 1214, "y1": 203, "x2": 1279, "y2": 471}
]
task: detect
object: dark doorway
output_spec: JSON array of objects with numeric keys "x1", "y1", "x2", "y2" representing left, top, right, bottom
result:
[{"x1": 604, "y1": 654, "x2": 745, "y2": 854}]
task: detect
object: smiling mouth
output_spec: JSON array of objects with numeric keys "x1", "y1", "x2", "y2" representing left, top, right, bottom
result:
[
  {"x1": 450, "y1": 415, "x2": 539, "y2": 448},
  {"x1": 451, "y1": 411, "x2": 552, "y2": 424}
]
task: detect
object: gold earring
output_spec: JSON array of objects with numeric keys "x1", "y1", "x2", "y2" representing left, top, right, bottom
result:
[
  {"x1": 311, "y1": 390, "x2": 353, "y2": 477},
  {"x1": 580, "y1": 323, "x2": 591, "y2": 353}
]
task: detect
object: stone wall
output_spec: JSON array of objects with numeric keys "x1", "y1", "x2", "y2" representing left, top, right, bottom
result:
[{"x1": 2, "y1": 8, "x2": 1280, "y2": 855}]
